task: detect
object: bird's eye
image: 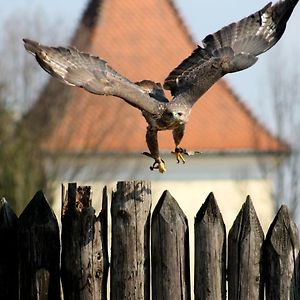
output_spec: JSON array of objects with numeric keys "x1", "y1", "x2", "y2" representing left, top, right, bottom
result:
[{"x1": 177, "y1": 112, "x2": 183, "y2": 116}]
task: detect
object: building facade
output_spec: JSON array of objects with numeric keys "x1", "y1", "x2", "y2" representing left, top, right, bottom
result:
[{"x1": 28, "y1": 0, "x2": 289, "y2": 230}]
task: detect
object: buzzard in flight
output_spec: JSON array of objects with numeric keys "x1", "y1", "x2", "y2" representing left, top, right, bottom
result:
[{"x1": 24, "y1": 0, "x2": 298, "y2": 173}]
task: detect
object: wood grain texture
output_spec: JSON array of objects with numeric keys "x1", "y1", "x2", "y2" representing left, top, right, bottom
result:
[
  {"x1": 18, "y1": 191, "x2": 60, "y2": 300},
  {"x1": 0, "y1": 198, "x2": 18, "y2": 300},
  {"x1": 228, "y1": 196, "x2": 264, "y2": 300},
  {"x1": 265, "y1": 205, "x2": 300, "y2": 300},
  {"x1": 97, "y1": 186, "x2": 109, "y2": 300},
  {"x1": 194, "y1": 192, "x2": 226, "y2": 300},
  {"x1": 61, "y1": 183, "x2": 108, "y2": 300},
  {"x1": 110, "y1": 181, "x2": 152, "y2": 300},
  {"x1": 151, "y1": 190, "x2": 191, "y2": 300}
]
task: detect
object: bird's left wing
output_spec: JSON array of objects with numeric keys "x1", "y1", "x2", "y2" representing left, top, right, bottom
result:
[
  {"x1": 164, "y1": 0, "x2": 298, "y2": 107},
  {"x1": 23, "y1": 39, "x2": 164, "y2": 114}
]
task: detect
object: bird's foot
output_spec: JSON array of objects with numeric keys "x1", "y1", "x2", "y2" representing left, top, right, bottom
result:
[
  {"x1": 174, "y1": 147, "x2": 186, "y2": 164},
  {"x1": 142, "y1": 152, "x2": 166, "y2": 173},
  {"x1": 150, "y1": 159, "x2": 166, "y2": 173},
  {"x1": 172, "y1": 147, "x2": 202, "y2": 163}
]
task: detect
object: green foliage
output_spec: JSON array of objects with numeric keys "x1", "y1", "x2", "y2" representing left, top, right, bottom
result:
[{"x1": 0, "y1": 85, "x2": 47, "y2": 215}]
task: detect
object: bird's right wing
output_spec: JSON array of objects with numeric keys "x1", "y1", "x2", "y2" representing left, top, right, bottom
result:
[{"x1": 23, "y1": 39, "x2": 165, "y2": 114}]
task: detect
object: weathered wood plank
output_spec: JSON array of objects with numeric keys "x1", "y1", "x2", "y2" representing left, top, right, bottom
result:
[
  {"x1": 194, "y1": 192, "x2": 226, "y2": 300},
  {"x1": 61, "y1": 183, "x2": 108, "y2": 300},
  {"x1": 18, "y1": 191, "x2": 60, "y2": 299},
  {"x1": 110, "y1": 181, "x2": 152, "y2": 300},
  {"x1": 0, "y1": 198, "x2": 18, "y2": 300},
  {"x1": 151, "y1": 190, "x2": 191, "y2": 300},
  {"x1": 265, "y1": 205, "x2": 300, "y2": 300},
  {"x1": 228, "y1": 196, "x2": 264, "y2": 300},
  {"x1": 95, "y1": 186, "x2": 109, "y2": 300}
]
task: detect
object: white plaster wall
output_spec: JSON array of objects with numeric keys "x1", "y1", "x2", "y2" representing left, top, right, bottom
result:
[{"x1": 52, "y1": 178, "x2": 274, "y2": 232}]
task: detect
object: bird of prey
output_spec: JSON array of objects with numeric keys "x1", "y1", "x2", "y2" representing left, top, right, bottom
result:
[{"x1": 24, "y1": 0, "x2": 298, "y2": 173}]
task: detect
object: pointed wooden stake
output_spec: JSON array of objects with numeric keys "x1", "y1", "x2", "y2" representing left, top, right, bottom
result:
[
  {"x1": 228, "y1": 196, "x2": 264, "y2": 300},
  {"x1": 0, "y1": 198, "x2": 18, "y2": 300},
  {"x1": 194, "y1": 192, "x2": 226, "y2": 300},
  {"x1": 18, "y1": 191, "x2": 60, "y2": 299},
  {"x1": 265, "y1": 205, "x2": 300, "y2": 299},
  {"x1": 151, "y1": 190, "x2": 191, "y2": 300}
]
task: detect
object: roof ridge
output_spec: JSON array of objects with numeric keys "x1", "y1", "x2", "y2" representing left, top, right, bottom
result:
[
  {"x1": 218, "y1": 80, "x2": 289, "y2": 151},
  {"x1": 81, "y1": 0, "x2": 104, "y2": 29},
  {"x1": 166, "y1": 0, "x2": 196, "y2": 48},
  {"x1": 69, "y1": 0, "x2": 104, "y2": 49},
  {"x1": 25, "y1": 0, "x2": 290, "y2": 154},
  {"x1": 23, "y1": 0, "x2": 105, "y2": 139}
]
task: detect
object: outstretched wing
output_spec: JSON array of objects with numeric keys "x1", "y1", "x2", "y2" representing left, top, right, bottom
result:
[
  {"x1": 23, "y1": 39, "x2": 165, "y2": 114},
  {"x1": 164, "y1": 0, "x2": 298, "y2": 106}
]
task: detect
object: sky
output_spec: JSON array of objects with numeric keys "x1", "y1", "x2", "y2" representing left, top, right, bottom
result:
[{"x1": 0, "y1": 0, "x2": 299, "y2": 133}]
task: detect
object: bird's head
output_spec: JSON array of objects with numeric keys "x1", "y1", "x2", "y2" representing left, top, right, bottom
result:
[{"x1": 162, "y1": 109, "x2": 187, "y2": 125}]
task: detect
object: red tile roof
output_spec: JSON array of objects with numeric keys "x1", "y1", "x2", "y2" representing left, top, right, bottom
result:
[{"x1": 33, "y1": 0, "x2": 289, "y2": 154}]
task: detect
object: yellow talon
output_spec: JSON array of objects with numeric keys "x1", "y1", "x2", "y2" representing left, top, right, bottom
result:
[
  {"x1": 148, "y1": 157, "x2": 166, "y2": 173},
  {"x1": 173, "y1": 147, "x2": 186, "y2": 164},
  {"x1": 171, "y1": 147, "x2": 201, "y2": 164},
  {"x1": 175, "y1": 152, "x2": 185, "y2": 164},
  {"x1": 158, "y1": 161, "x2": 167, "y2": 173}
]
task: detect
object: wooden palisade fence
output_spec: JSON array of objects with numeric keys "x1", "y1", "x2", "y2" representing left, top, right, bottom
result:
[{"x1": 0, "y1": 181, "x2": 299, "y2": 299}]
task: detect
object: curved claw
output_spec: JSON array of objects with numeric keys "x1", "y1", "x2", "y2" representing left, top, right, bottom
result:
[
  {"x1": 176, "y1": 152, "x2": 185, "y2": 164},
  {"x1": 172, "y1": 147, "x2": 202, "y2": 163},
  {"x1": 143, "y1": 152, "x2": 166, "y2": 173},
  {"x1": 172, "y1": 147, "x2": 186, "y2": 164},
  {"x1": 159, "y1": 161, "x2": 166, "y2": 173},
  {"x1": 150, "y1": 159, "x2": 166, "y2": 173}
]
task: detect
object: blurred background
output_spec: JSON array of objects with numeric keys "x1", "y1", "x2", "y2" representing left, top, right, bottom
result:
[{"x1": 0, "y1": 0, "x2": 299, "y2": 230}]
